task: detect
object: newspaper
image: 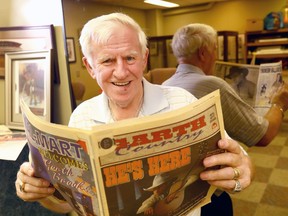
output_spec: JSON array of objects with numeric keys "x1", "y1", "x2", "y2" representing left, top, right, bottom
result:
[
  {"x1": 254, "y1": 62, "x2": 282, "y2": 108},
  {"x1": 20, "y1": 90, "x2": 225, "y2": 216},
  {"x1": 214, "y1": 61, "x2": 282, "y2": 115}
]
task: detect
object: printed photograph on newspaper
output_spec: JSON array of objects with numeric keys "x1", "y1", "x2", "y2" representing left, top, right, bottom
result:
[
  {"x1": 214, "y1": 60, "x2": 283, "y2": 115},
  {"x1": 214, "y1": 60, "x2": 260, "y2": 107}
]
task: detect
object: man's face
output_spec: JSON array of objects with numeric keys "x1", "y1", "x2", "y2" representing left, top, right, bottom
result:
[
  {"x1": 86, "y1": 24, "x2": 148, "y2": 108},
  {"x1": 230, "y1": 72, "x2": 243, "y2": 85},
  {"x1": 153, "y1": 183, "x2": 169, "y2": 197}
]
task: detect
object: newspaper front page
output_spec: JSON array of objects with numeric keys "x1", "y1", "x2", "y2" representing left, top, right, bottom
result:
[
  {"x1": 214, "y1": 60, "x2": 283, "y2": 115},
  {"x1": 20, "y1": 90, "x2": 225, "y2": 216}
]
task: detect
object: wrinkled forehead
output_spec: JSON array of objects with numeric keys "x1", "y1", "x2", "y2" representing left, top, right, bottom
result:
[
  {"x1": 93, "y1": 28, "x2": 141, "y2": 52},
  {"x1": 91, "y1": 22, "x2": 135, "y2": 45}
]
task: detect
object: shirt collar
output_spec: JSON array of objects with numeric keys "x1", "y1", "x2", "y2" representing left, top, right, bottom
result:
[
  {"x1": 90, "y1": 78, "x2": 169, "y2": 123},
  {"x1": 141, "y1": 78, "x2": 169, "y2": 116},
  {"x1": 176, "y1": 64, "x2": 205, "y2": 75}
]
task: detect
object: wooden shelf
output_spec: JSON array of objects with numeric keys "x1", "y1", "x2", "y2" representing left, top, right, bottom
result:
[
  {"x1": 245, "y1": 28, "x2": 288, "y2": 35},
  {"x1": 245, "y1": 29, "x2": 288, "y2": 70},
  {"x1": 247, "y1": 53, "x2": 288, "y2": 59},
  {"x1": 246, "y1": 41, "x2": 288, "y2": 47}
]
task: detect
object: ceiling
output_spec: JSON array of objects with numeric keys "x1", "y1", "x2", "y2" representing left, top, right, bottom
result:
[{"x1": 79, "y1": 0, "x2": 231, "y2": 10}]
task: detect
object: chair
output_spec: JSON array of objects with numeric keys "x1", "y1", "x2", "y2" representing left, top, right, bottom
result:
[
  {"x1": 144, "y1": 67, "x2": 176, "y2": 84},
  {"x1": 71, "y1": 82, "x2": 85, "y2": 105}
]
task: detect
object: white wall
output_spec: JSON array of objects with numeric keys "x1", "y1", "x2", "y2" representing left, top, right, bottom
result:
[{"x1": 0, "y1": 0, "x2": 73, "y2": 125}]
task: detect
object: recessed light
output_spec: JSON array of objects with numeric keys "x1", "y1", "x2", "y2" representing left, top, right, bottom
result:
[{"x1": 144, "y1": 0, "x2": 179, "y2": 8}]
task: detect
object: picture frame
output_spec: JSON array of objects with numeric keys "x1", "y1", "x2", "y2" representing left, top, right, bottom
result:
[
  {"x1": 0, "y1": 25, "x2": 60, "y2": 83},
  {"x1": 5, "y1": 50, "x2": 51, "y2": 130},
  {"x1": 66, "y1": 37, "x2": 76, "y2": 63},
  {"x1": 149, "y1": 41, "x2": 158, "y2": 56}
]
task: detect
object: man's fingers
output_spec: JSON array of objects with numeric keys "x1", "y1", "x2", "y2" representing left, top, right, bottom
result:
[
  {"x1": 218, "y1": 139, "x2": 241, "y2": 155},
  {"x1": 19, "y1": 162, "x2": 34, "y2": 177}
]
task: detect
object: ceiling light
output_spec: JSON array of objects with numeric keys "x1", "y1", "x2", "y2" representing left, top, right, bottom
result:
[{"x1": 144, "y1": 0, "x2": 179, "y2": 8}]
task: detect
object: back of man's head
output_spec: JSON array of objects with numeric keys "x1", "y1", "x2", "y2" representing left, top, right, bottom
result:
[{"x1": 172, "y1": 23, "x2": 217, "y2": 60}]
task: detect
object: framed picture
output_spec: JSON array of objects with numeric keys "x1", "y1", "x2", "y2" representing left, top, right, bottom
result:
[
  {"x1": 149, "y1": 41, "x2": 158, "y2": 56},
  {"x1": 66, "y1": 37, "x2": 76, "y2": 63},
  {"x1": 5, "y1": 50, "x2": 51, "y2": 130},
  {"x1": 0, "y1": 25, "x2": 59, "y2": 83}
]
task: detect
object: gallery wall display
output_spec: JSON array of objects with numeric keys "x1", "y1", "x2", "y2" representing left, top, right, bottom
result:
[
  {"x1": 5, "y1": 50, "x2": 52, "y2": 130},
  {"x1": 0, "y1": 25, "x2": 60, "y2": 83}
]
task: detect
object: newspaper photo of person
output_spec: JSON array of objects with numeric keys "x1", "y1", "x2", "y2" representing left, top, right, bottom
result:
[
  {"x1": 137, "y1": 162, "x2": 205, "y2": 216},
  {"x1": 224, "y1": 66, "x2": 256, "y2": 106},
  {"x1": 136, "y1": 173, "x2": 177, "y2": 215},
  {"x1": 268, "y1": 73, "x2": 283, "y2": 101}
]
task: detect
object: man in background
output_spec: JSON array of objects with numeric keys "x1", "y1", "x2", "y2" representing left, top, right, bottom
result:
[
  {"x1": 163, "y1": 23, "x2": 288, "y2": 148},
  {"x1": 163, "y1": 23, "x2": 288, "y2": 216}
]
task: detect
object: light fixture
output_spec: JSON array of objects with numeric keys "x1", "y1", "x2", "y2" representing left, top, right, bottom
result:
[{"x1": 144, "y1": 0, "x2": 179, "y2": 8}]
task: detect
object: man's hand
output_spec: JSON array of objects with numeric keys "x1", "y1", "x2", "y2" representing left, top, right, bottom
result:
[
  {"x1": 15, "y1": 162, "x2": 55, "y2": 202},
  {"x1": 200, "y1": 139, "x2": 253, "y2": 193}
]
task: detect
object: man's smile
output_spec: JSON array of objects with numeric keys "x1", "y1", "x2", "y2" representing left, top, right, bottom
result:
[{"x1": 112, "y1": 81, "x2": 131, "y2": 86}]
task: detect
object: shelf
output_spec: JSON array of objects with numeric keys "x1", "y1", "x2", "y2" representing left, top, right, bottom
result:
[
  {"x1": 246, "y1": 28, "x2": 288, "y2": 35},
  {"x1": 245, "y1": 29, "x2": 288, "y2": 69},
  {"x1": 247, "y1": 53, "x2": 288, "y2": 59},
  {"x1": 246, "y1": 41, "x2": 288, "y2": 47}
]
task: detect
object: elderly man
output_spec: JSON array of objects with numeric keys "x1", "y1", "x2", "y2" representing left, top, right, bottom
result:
[
  {"x1": 163, "y1": 23, "x2": 288, "y2": 216},
  {"x1": 15, "y1": 14, "x2": 253, "y2": 216}
]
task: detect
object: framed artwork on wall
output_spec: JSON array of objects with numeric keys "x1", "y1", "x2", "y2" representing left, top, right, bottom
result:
[
  {"x1": 66, "y1": 37, "x2": 76, "y2": 63},
  {"x1": 149, "y1": 41, "x2": 158, "y2": 56},
  {"x1": 5, "y1": 50, "x2": 51, "y2": 130},
  {"x1": 0, "y1": 25, "x2": 60, "y2": 83}
]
